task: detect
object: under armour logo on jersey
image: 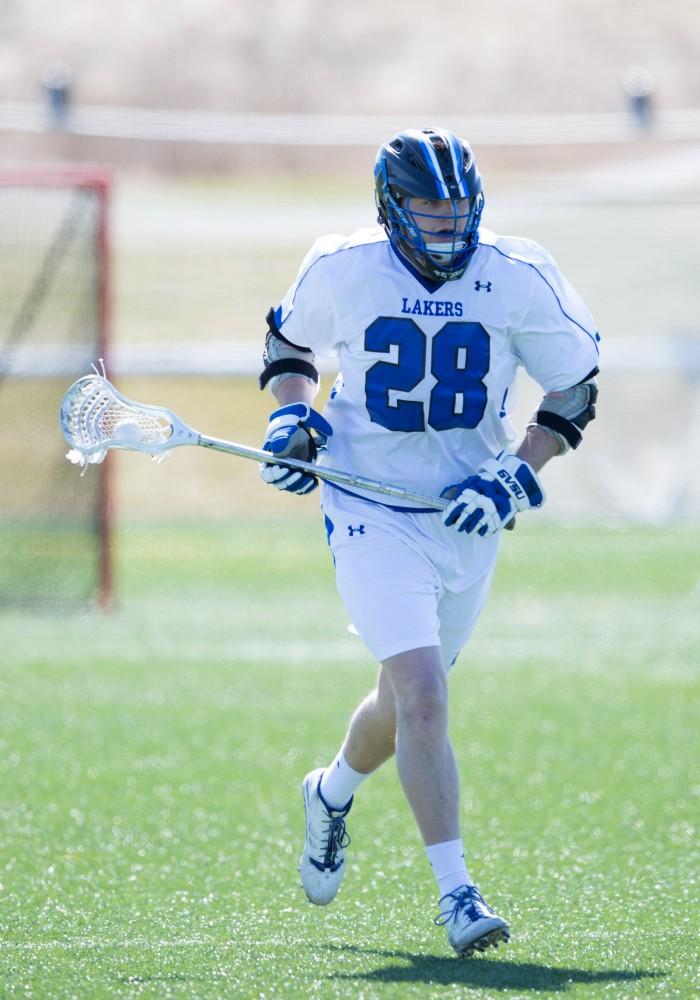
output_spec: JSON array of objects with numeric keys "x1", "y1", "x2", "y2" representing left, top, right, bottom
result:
[
  {"x1": 474, "y1": 280, "x2": 492, "y2": 292},
  {"x1": 347, "y1": 524, "x2": 366, "y2": 537}
]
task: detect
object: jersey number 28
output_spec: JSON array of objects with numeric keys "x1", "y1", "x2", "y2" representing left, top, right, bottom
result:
[{"x1": 364, "y1": 318, "x2": 490, "y2": 432}]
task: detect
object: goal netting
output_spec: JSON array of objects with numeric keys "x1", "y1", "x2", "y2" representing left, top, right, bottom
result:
[{"x1": 0, "y1": 167, "x2": 112, "y2": 607}]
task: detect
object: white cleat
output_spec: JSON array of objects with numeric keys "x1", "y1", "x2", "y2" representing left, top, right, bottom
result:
[
  {"x1": 299, "y1": 768, "x2": 352, "y2": 906},
  {"x1": 435, "y1": 884, "x2": 510, "y2": 957}
]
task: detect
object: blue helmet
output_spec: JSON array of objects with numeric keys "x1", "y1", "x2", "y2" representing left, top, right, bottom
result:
[{"x1": 374, "y1": 127, "x2": 484, "y2": 282}]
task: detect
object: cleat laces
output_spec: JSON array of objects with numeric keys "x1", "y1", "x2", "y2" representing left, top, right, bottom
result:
[
  {"x1": 435, "y1": 885, "x2": 494, "y2": 927},
  {"x1": 320, "y1": 813, "x2": 351, "y2": 870}
]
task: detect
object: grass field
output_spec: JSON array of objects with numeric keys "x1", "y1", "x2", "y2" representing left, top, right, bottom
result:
[{"x1": 1, "y1": 518, "x2": 698, "y2": 999}]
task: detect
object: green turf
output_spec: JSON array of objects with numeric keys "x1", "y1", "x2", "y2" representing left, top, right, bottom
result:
[{"x1": 1, "y1": 520, "x2": 699, "y2": 998}]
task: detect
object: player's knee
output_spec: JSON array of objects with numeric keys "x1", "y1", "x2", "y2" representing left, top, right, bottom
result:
[
  {"x1": 392, "y1": 666, "x2": 448, "y2": 727},
  {"x1": 406, "y1": 684, "x2": 447, "y2": 725}
]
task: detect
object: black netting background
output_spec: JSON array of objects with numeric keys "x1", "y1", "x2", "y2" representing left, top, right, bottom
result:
[{"x1": 0, "y1": 183, "x2": 108, "y2": 606}]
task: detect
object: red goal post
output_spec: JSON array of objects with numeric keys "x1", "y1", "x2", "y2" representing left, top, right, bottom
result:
[{"x1": 0, "y1": 165, "x2": 113, "y2": 607}]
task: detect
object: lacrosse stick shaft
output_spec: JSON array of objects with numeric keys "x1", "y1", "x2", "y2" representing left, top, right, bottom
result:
[
  {"x1": 59, "y1": 373, "x2": 450, "y2": 510},
  {"x1": 196, "y1": 434, "x2": 450, "y2": 510}
]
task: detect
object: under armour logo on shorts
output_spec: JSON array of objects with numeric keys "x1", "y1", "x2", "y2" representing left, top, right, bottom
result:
[{"x1": 347, "y1": 524, "x2": 366, "y2": 537}]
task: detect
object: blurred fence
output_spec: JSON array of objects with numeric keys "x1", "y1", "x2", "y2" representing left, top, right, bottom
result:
[{"x1": 3, "y1": 102, "x2": 700, "y2": 146}]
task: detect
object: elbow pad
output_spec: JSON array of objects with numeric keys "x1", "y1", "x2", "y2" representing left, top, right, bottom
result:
[
  {"x1": 530, "y1": 368, "x2": 599, "y2": 453},
  {"x1": 259, "y1": 308, "x2": 319, "y2": 395}
]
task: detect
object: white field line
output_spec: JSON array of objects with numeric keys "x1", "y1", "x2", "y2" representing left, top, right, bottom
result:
[
  {"x1": 3, "y1": 638, "x2": 370, "y2": 668},
  {"x1": 137, "y1": 638, "x2": 368, "y2": 664}
]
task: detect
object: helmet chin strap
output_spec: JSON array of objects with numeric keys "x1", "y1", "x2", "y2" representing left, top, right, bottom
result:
[{"x1": 425, "y1": 239, "x2": 467, "y2": 257}]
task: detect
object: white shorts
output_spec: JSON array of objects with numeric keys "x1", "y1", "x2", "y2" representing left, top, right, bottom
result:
[{"x1": 321, "y1": 486, "x2": 499, "y2": 671}]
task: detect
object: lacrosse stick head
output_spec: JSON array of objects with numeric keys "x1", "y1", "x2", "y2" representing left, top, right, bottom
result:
[{"x1": 60, "y1": 374, "x2": 194, "y2": 471}]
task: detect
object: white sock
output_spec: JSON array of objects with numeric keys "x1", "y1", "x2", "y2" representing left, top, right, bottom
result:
[
  {"x1": 425, "y1": 838, "x2": 472, "y2": 899},
  {"x1": 319, "y1": 750, "x2": 369, "y2": 810}
]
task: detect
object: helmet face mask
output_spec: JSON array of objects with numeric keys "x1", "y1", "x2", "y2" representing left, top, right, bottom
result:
[{"x1": 375, "y1": 128, "x2": 484, "y2": 282}]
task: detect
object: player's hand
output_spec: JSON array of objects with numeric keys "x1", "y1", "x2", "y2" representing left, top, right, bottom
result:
[
  {"x1": 441, "y1": 453, "x2": 545, "y2": 537},
  {"x1": 260, "y1": 402, "x2": 333, "y2": 495}
]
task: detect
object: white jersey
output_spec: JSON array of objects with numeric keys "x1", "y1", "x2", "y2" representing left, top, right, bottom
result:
[{"x1": 273, "y1": 226, "x2": 600, "y2": 509}]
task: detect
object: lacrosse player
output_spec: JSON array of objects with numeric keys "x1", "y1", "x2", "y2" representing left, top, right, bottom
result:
[{"x1": 258, "y1": 127, "x2": 599, "y2": 957}]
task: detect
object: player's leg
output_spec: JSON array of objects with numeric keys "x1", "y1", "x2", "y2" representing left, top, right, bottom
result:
[
  {"x1": 298, "y1": 666, "x2": 396, "y2": 906},
  {"x1": 378, "y1": 642, "x2": 508, "y2": 955},
  {"x1": 422, "y1": 558, "x2": 509, "y2": 956},
  {"x1": 299, "y1": 491, "x2": 434, "y2": 906},
  {"x1": 381, "y1": 644, "x2": 458, "y2": 845},
  {"x1": 335, "y1": 663, "x2": 397, "y2": 776}
]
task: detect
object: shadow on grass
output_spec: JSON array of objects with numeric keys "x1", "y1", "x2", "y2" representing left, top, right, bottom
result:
[{"x1": 321, "y1": 944, "x2": 664, "y2": 992}]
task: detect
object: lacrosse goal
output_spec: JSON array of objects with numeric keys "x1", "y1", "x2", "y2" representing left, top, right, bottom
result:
[{"x1": 0, "y1": 166, "x2": 113, "y2": 607}]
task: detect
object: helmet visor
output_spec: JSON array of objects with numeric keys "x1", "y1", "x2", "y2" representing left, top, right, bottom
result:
[
  {"x1": 405, "y1": 196, "x2": 475, "y2": 262},
  {"x1": 385, "y1": 193, "x2": 483, "y2": 278}
]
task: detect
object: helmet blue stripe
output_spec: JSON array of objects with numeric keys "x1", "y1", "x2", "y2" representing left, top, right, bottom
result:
[
  {"x1": 410, "y1": 130, "x2": 450, "y2": 198},
  {"x1": 446, "y1": 132, "x2": 468, "y2": 197}
]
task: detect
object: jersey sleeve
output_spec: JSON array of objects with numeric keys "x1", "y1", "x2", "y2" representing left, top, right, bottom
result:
[
  {"x1": 511, "y1": 249, "x2": 601, "y2": 391},
  {"x1": 271, "y1": 236, "x2": 343, "y2": 358}
]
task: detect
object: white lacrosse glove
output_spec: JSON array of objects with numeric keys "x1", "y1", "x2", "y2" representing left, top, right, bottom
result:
[
  {"x1": 260, "y1": 402, "x2": 333, "y2": 495},
  {"x1": 441, "y1": 453, "x2": 545, "y2": 537}
]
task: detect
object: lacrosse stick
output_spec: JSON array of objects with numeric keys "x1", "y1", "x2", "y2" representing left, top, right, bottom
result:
[{"x1": 60, "y1": 373, "x2": 451, "y2": 511}]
